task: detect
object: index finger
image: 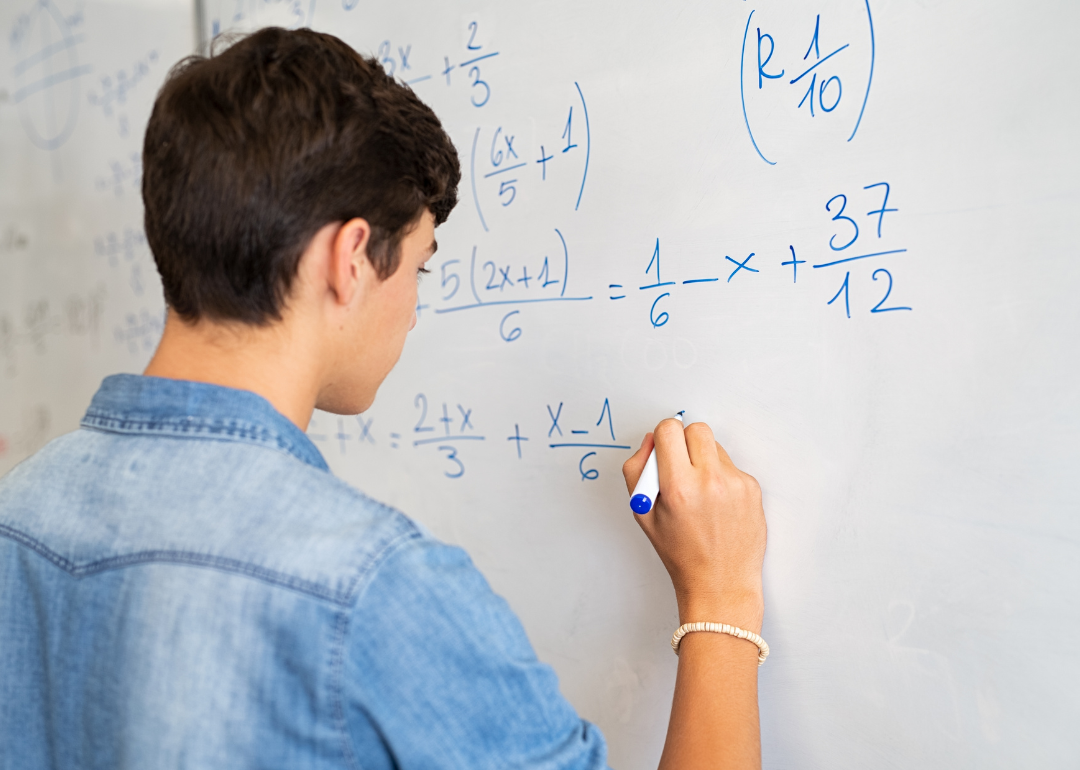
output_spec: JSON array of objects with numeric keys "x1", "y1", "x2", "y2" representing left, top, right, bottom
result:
[
  {"x1": 714, "y1": 439, "x2": 736, "y2": 469},
  {"x1": 653, "y1": 417, "x2": 691, "y2": 491},
  {"x1": 621, "y1": 432, "x2": 654, "y2": 495}
]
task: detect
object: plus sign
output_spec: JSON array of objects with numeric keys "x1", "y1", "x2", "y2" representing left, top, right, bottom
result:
[
  {"x1": 439, "y1": 403, "x2": 453, "y2": 435},
  {"x1": 781, "y1": 245, "x2": 806, "y2": 283},
  {"x1": 335, "y1": 418, "x2": 351, "y2": 455},
  {"x1": 536, "y1": 144, "x2": 553, "y2": 180},
  {"x1": 507, "y1": 424, "x2": 529, "y2": 458}
]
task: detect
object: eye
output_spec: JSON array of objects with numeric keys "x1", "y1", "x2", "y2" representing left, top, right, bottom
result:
[{"x1": 417, "y1": 266, "x2": 430, "y2": 283}]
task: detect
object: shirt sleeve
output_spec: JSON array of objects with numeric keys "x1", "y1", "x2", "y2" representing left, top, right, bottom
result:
[{"x1": 341, "y1": 533, "x2": 610, "y2": 770}]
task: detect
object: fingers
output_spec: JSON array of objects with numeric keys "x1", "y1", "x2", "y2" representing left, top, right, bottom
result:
[
  {"x1": 713, "y1": 440, "x2": 759, "y2": 499},
  {"x1": 712, "y1": 438, "x2": 747, "y2": 479},
  {"x1": 623, "y1": 422, "x2": 746, "y2": 503},
  {"x1": 653, "y1": 417, "x2": 691, "y2": 494},
  {"x1": 621, "y1": 432, "x2": 654, "y2": 494},
  {"x1": 684, "y1": 422, "x2": 721, "y2": 473},
  {"x1": 714, "y1": 440, "x2": 734, "y2": 468}
]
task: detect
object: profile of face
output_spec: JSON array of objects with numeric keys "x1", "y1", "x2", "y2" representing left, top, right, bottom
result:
[{"x1": 314, "y1": 209, "x2": 437, "y2": 416}]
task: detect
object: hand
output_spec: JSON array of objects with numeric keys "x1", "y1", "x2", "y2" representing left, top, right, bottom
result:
[{"x1": 623, "y1": 420, "x2": 766, "y2": 633}]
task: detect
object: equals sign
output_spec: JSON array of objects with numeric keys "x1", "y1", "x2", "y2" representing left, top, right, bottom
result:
[
  {"x1": 609, "y1": 284, "x2": 625, "y2": 300},
  {"x1": 389, "y1": 432, "x2": 401, "y2": 449}
]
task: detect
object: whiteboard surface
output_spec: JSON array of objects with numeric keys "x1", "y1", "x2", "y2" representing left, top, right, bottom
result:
[
  {"x1": 0, "y1": 0, "x2": 192, "y2": 466},
  {"x1": 4, "y1": 1, "x2": 1079, "y2": 767}
]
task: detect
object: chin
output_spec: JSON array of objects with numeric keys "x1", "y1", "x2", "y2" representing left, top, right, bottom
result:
[{"x1": 316, "y1": 385, "x2": 376, "y2": 416}]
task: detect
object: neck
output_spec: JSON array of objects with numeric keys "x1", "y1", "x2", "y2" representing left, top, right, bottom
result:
[{"x1": 143, "y1": 310, "x2": 322, "y2": 431}]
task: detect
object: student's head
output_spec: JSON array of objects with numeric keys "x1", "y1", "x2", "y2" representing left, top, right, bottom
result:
[{"x1": 142, "y1": 27, "x2": 459, "y2": 412}]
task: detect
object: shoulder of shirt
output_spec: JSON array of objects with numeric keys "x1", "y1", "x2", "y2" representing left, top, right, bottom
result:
[{"x1": 0, "y1": 426, "x2": 446, "y2": 609}]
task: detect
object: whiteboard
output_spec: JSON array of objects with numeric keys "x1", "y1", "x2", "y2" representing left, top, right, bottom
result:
[
  {"x1": 5, "y1": 0, "x2": 1079, "y2": 767},
  {"x1": 0, "y1": 0, "x2": 192, "y2": 467}
]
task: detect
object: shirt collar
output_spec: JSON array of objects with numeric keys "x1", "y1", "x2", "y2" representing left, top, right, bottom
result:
[{"x1": 81, "y1": 374, "x2": 329, "y2": 472}]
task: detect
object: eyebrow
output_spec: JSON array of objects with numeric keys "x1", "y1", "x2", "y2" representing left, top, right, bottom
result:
[{"x1": 428, "y1": 240, "x2": 438, "y2": 257}]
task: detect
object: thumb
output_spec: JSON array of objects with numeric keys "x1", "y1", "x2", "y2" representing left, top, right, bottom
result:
[{"x1": 622, "y1": 432, "x2": 654, "y2": 495}]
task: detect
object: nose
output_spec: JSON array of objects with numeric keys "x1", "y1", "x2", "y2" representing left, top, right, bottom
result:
[{"x1": 410, "y1": 312, "x2": 417, "y2": 331}]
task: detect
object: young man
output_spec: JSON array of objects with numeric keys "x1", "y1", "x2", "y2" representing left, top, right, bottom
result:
[{"x1": 0, "y1": 28, "x2": 767, "y2": 770}]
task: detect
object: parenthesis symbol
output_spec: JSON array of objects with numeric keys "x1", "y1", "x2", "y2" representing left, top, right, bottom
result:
[
  {"x1": 740, "y1": 9, "x2": 776, "y2": 166},
  {"x1": 555, "y1": 228, "x2": 568, "y2": 298},
  {"x1": 469, "y1": 245, "x2": 482, "y2": 305},
  {"x1": 470, "y1": 127, "x2": 489, "y2": 232},
  {"x1": 848, "y1": 0, "x2": 875, "y2": 142},
  {"x1": 573, "y1": 82, "x2": 590, "y2": 210}
]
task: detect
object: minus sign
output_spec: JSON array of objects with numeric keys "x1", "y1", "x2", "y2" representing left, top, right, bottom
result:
[
  {"x1": 609, "y1": 295, "x2": 626, "y2": 300},
  {"x1": 571, "y1": 430, "x2": 588, "y2": 434},
  {"x1": 682, "y1": 278, "x2": 719, "y2": 284},
  {"x1": 405, "y1": 75, "x2": 432, "y2": 85}
]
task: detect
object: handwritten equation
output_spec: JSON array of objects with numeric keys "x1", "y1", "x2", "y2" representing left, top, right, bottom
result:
[
  {"x1": 93, "y1": 226, "x2": 152, "y2": 297},
  {"x1": 113, "y1": 309, "x2": 164, "y2": 356},
  {"x1": 347, "y1": 20, "x2": 591, "y2": 229},
  {"x1": 310, "y1": 396, "x2": 629, "y2": 482},
  {"x1": 469, "y1": 84, "x2": 590, "y2": 231},
  {"x1": 86, "y1": 49, "x2": 160, "y2": 138},
  {"x1": 0, "y1": 287, "x2": 106, "y2": 376},
  {"x1": 418, "y1": 180, "x2": 910, "y2": 340},
  {"x1": 209, "y1": 0, "x2": 315, "y2": 37},
  {"x1": 740, "y1": 2, "x2": 874, "y2": 165},
  {"x1": 613, "y1": 181, "x2": 908, "y2": 324},
  {"x1": 361, "y1": 19, "x2": 502, "y2": 113},
  {"x1": 94, "y1": 153, "x2": 142, "y2": 197},
  {"x1": 419, "y1": 227, "x2": 593, "y2": 341},
  {"x1": 89, "y1": 225, "x2": 166, "y2": 357},
  {"x1": 8, "y1": 0, "x2": 90, "y2": 151}
]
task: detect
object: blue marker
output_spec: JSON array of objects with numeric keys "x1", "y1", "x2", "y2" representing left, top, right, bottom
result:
[{"x1": 630, "y1": 411, "x2": 684, "y2": 514}]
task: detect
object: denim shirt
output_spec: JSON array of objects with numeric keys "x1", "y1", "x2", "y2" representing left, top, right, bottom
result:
[{"x1": 0, "y1": 375, "x2": 609, "y2": 769}]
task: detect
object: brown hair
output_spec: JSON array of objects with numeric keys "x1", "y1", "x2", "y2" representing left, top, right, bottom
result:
[{"x1": 142, "y1": 27, "x2": 460, "y2": 324}]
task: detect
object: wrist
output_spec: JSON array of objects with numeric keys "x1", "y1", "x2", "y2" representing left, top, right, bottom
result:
[{"x1": 677, "y1": 590, "x2": 764, "y2": 634}]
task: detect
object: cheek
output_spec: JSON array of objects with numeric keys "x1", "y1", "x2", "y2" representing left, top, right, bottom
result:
[
  {"x1": 406, "y1": 283, "x2": 418, "y2": 324},
  {"x1": 395, "y1": 277, "x2": 418, "y2": 331},
  {"x1": 380, "y1": 267, "x2": 421, "y2": 337}
]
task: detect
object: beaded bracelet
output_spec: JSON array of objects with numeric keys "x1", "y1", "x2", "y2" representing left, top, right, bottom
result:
[{"x1": 670, "y1": 622, "x2": 770, "y2": 666}]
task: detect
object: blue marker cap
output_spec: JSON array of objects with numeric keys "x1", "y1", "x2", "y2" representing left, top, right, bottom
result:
[
  {"x1": 629, "y1": 410, "x2": 681, "y2": 515},
  {"x1": 630, "y1": 494, "x2": 653, "y2": 514}
]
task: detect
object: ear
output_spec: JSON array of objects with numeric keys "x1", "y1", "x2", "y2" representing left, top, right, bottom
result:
[{"x1": 327, "y1": 218, "x2": 373, "y2": 308}]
